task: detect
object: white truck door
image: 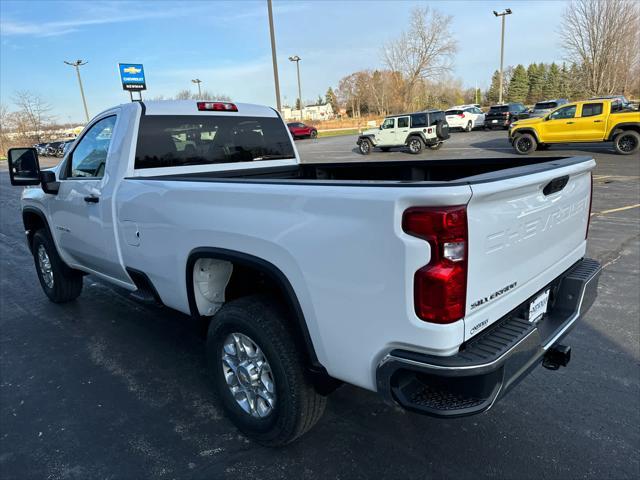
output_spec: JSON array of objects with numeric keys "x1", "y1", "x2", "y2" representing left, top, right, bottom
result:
[
  {"x1": 396, "y1": 116, "x2": 410, "y2": 143},
  {"x1": 50, "y1": 115, "x2": 124, "y2": 279},
  {"x1": 377, "y1": 117, "x2": 396, "y2": 146}
]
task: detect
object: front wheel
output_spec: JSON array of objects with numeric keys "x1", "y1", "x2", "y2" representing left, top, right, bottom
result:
[
  {"x1": 465, "y1": 121, "x2": 473, "y2": 132},
  {"x1": 407, "y1": 137, "x2": 423, "y2": 154},
  {"x1": 358, "y1": 139, "x2": 372, "y2": 155},
  {"x1": 207, "y1": 295, "x2": 326, "y2": 446},
  {"x1": 614, "y1": 131, "x2": 640, "y2": 155},
  {"x1": 310, "y1": 130, "x2": 318, "y2": 139},
  {"x1": 32, "y1": 229, "x2": 83, "y2": 303},
  {"x1": 513, "y1": 133, "x2": 537, "y2": 155}
]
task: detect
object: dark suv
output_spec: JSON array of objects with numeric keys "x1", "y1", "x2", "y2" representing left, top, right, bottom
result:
[{"x1": 484, "y1": 103, "x2": 527, "y2": 129}]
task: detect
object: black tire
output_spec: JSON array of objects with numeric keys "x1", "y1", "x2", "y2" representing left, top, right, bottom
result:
[
  {"x1": 613, "y1": 130, "x2": 640, "y2": 155},
  {"x1": 428, "y1": 142, "x2": 443, "y2": 150},
  {"x1": 32, "y1": 229, "x2": 83, "y2": 303},
  {"x1": 465, "y1": 121, "x2": 473, "y2": 132},
  {"x1": 407, "y1": 136, "x2": 423, "y2": 154},
  {"x1": 207, "y1": 295, "x2": 326, "y2": 446},
  {"x1": 380, "y1": 147, "x2": 390, "y2": 152},
  {"x1": 435, "y1": 120, "x2": 446, "y2": 139},
  {"x1": 310, "y1": 130, "x2": 318, "y2": 139},
  {"x1": 513, "y1": 133, "x2": 537, "y2": 155},
  {"x1": 358, "y1": 138, "x2": 372, "y2": 155}
]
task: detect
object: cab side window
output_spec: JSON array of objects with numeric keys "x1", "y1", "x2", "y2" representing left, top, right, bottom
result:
[
  {"x1": 68, "y1": 116, "x2": 117, "y2": 178},
  {"x1": 549, "y1": 105, "x2": 577, "y2": 120},
  {"x1": 581, "y1": 103, "x2": 603, "y2": 117},
  {"x1": 382, "y1": 118, "x2": 395, "y2": 129}
]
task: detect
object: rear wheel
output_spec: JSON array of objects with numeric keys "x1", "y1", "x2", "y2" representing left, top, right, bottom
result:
[
  {"x1": 614, "y1": 131, "x2": 640, "y2": 155},
  {"x1": 358, "y1": 138, "x2": 372, "y2": 155},
  {"x1": 513, "y1": 133, "x2": 537, "y2": 155},
  {"x1": 207, "y1": 295, "x2": 326, "y2": 446},
  {"x1": 407, "y1": 137, "x2": 423, "y2": 154},
  {"x1": 32, "y1": 229, "x2": 83, "y2": 303},
  {"x1": 465, "y1": 121, "x2": 473, "y2": 132}
]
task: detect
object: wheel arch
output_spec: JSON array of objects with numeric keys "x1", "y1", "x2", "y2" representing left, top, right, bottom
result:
[
  {"x1": 512, "y1": 128, "x2": 541, "y2": 143},
  {"x1": 22, "y1": 206, "x2": 51, "y2": 252},
  {"x1": 607, "y1": 122, "x2": 640, "y2": 141},
  {"x1": 185, "y1": 247, "x2": 321, "y2": 369},
  {"x1": 404, "y1": 132, "x2": 427, "y2": 145}
]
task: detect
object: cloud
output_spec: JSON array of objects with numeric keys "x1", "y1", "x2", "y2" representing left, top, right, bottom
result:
[{"x1": 0, "y1": 0, "x2": 309, "y2": 38}]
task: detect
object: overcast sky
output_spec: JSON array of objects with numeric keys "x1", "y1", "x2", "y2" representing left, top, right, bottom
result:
[{"x1": 1, "y1": 0, "x2": 567, "y2": 123}]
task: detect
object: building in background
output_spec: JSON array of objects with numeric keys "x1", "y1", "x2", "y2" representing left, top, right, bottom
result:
[{"x1": 283, "y1": 103, "x2": 334, "y2": 121}]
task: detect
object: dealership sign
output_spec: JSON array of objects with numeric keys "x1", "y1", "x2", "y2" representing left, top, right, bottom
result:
[{"x1": 118, "y1": 63, "x2": 146, "y2": 91}]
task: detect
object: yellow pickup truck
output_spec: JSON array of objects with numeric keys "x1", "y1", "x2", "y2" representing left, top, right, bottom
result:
[{"x1": 509, "y1": 99, "x2": 640, "y2": 155}]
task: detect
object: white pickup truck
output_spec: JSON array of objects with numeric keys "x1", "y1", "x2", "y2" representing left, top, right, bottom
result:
[{"x1": 8, "y1": 100, "x2": 601, "y2": 445}]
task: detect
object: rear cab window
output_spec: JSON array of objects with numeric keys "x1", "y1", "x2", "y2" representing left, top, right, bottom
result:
[
  {"x1": 134, "y1": 115, "x2": 295, "y2": 169},
  {"x1": 489, "y1": 106, "x2": 509, "y2": 113},
  {"x1": 581, "y1": 103, "x2": 603, "y2": 117}
]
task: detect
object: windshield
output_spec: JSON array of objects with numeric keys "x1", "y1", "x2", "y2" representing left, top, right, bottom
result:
[
  {"x1": 534, "y1": 102, "x2": 557, "y2": 110},
  {"x1": 135, "y1": 115, "x2": 295, "y2": 169}
]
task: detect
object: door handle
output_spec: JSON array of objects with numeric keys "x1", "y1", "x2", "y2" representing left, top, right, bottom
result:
[
  {"x1": 402, "y1": 130, "x2": 408, "y2": 132},
  {"x1": 566, "y1": 121, "x2": 575, "y2": 124},
  {"x1": 593, "y1": 120, "x2": 603, "y2": 123},
  {"x1": 84, "y1": 195, "x2": 99, "y2": 204}
]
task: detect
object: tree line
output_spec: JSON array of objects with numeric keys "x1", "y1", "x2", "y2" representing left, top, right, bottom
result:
[{"x1": 328, "y1": 0, "x2": 638, "y2": 116}]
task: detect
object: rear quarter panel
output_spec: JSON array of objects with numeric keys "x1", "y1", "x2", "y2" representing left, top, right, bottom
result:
[{"x1": 115, "y1": 179, "x2": 472, "y2": 390}]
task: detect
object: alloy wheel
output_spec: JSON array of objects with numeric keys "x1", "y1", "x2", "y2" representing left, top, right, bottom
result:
[
  {"x1": 37, "y1": 244, "x2": 54, "y2": 289},
  {"x1": 221, "y1": 332, "x2": 276, "y2": 418}
]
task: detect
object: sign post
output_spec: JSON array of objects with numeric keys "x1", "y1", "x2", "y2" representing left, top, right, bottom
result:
[{"x1": 118, "y1": 63, "x2": 146, "y2": 101}]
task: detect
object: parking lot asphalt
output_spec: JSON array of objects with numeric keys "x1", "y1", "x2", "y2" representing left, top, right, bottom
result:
[{"x1": 1, "y1": 130, "x2": 639, "y2": 479}]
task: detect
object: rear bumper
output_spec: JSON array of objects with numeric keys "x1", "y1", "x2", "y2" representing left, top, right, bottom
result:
[{"x1": 376, "y1": 258, "x2": 601, "y2": 418}]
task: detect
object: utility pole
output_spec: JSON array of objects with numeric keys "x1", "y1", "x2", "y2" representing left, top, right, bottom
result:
[
  {"x1": 191, "y1": 78, "x2": 203, "y2": 99},
  {"x1": 64, "y1": 60, "x2": 90, "y2": 123},
  {"x1": 288, "y1": 55, "x2": 302, "y2": 120},
  {"x1": 267, "y1": 0, "x2": 282, "y2": 112},
  {"x1": 493, "y1": 8, "x2": 512, "y2": 104}
]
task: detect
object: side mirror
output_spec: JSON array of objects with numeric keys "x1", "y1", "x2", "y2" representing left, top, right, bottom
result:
[
  {"x1": 40, "y1": 170, "x2": 59, "y2": 195},
  {"x1": 7, "y1": 148, "x2": 41, "y2": 186}
]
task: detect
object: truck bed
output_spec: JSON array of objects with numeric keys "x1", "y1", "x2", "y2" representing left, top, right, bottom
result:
[{"x1": 132, "y1": 156, "x2": 592, "y2": 185}]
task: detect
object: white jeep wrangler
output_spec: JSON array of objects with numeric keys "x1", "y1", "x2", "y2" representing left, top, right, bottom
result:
[{"x1": 357, "y1": 110, "x2": 450, "y2": 155}]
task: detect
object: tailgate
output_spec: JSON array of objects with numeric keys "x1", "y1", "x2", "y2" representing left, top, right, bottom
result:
[{"x1": 463, "y1": 159, "x2": 595, "y2": 339}]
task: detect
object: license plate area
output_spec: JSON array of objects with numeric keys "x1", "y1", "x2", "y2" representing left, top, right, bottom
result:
[{"x1": 528, "y1": 289, "x2": 550, "y2": 323}]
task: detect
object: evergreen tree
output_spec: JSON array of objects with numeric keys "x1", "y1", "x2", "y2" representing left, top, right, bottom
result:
[
  {"x1": 325, "y1": 87, "x2": 339, "y2": 113},
  {"x1": 527, "y1": 63, "x2": 546, "y2": 103},
  {"x1": 486, "y1": 70, "x2": 502, "y2": 104},
  {"x1": 543, "y1": 63, "x2": 561, "y2": 99},
  {"x1": 507, "y1": 65, "x2": 529, "y2": 102},
  {"x1": 558, "y1": 63, "x2": 572, "y2": 99}
]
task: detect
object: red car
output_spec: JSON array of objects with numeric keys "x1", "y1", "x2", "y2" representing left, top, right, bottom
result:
[{"x1": 287, "y1": 122, "x2": 318, "y2": 139}]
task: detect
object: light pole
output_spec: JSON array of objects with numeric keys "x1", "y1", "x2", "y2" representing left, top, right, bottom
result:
[
  {"x1": 191, "y1": 78, "x2": 203, "y2": 99},
  {"x1": 288, "y1": 55, "x2": 302, "y2": 121},
  {"x1": 267, "y1": 0, "x2": 282, "y2": 112},
  {"x1": 64, "y1": 60, "x2": 90, "y2": 123},
  {"x1": 493, "y1": 8, "x2": 512, "y2": 104}
]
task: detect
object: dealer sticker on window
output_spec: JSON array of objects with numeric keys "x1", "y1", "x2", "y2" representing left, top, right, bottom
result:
[{"x1": 529, "y1": 289, "x2": 550, "y2": 323}]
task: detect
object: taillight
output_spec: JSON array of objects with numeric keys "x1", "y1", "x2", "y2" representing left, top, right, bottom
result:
[
  {"x1": 197, "y1": 101, "x2": 238, "y2": 112},
  {"x1": 586, "y1": 172, "x2": 593, "y2": 239},
  {"x1": 458, "y1": 113, "x2": 465, "y2": 118},
  {"x1": 402, "y1": 206, "x2": 468, "y2": 324}
]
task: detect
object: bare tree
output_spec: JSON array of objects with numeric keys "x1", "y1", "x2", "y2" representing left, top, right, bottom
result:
[
  {"x1": 382, "y1": 7, "x2": 457, "y2": 110},
  {"x1": 560, "y1": 0, "x2": 640, "y2": 96},
  {"x1": 174, "y1": 89, "x2": 231, "y2": 101},
  {"x1": 12, "y1": 91, "x2": 53, "y2": 142}
]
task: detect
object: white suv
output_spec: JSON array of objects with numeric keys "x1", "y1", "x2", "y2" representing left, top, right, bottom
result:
[
  {"x1": 357, "y1": 110, "x2": 450, "y2": 155},
  {"x1": 445, "y1": 105, "x2": 485, "y2": 132}
]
